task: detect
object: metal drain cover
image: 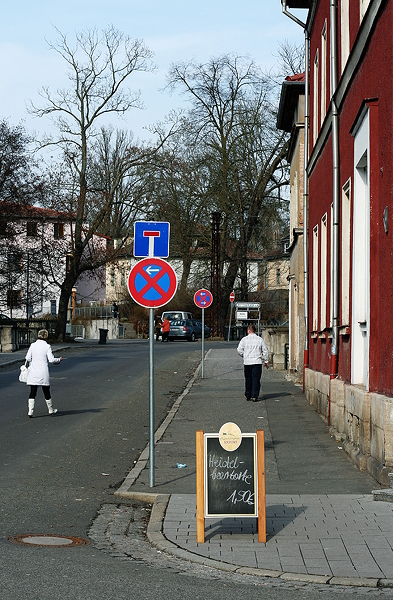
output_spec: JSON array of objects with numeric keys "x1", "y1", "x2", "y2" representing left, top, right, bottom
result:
[{"x1": 8, "y1": 534, "x2": 90, "y2": 547}]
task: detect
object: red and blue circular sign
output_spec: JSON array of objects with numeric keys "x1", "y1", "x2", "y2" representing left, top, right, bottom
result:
[
  {"x1": 128, "y1": 258, "x2": 177, "y2": 308},
  {"x1": 194, "y1": 288, "x2": 213, "y2": 309}
]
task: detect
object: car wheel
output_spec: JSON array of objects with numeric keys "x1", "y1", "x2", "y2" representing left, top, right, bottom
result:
[{"x1": 190, "y1": 332, "x2": 196, "y2": 342}]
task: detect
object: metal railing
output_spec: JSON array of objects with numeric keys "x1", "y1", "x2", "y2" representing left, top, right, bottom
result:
[{"x1": 74, "y1": 305, "x2": 114, "y2": 318}]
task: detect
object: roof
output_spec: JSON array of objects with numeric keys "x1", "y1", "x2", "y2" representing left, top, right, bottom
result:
[
  {"x1": 276, "y1": 72, "x2": 305, "y2": 132},
  {"x1": 0, "y1": 200, "x2": 72, "y2": 221}
]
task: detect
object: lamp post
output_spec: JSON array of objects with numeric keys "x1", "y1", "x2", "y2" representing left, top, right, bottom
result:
[{"x1": 72, "y1": 287, "x2": 77, "y2": 319}]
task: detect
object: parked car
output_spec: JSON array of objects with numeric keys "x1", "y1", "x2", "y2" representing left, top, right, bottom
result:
[
  {"x1": 167, "y1": 319, "x2": 211, "y2": 342},
  {"x1": 161, "y1": 311, "x2": 194, "y2": 322}
]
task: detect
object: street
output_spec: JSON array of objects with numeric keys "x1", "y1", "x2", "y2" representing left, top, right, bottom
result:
[{"x1": 0, "y1": 341, "x2": 391, "y2": 599}]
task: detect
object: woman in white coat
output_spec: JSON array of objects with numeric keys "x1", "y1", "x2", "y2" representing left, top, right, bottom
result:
[{"x1": 25, "y1": 329, "x2": 62, "y2": 418}]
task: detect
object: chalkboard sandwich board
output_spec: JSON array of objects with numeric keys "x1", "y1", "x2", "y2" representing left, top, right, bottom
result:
[
  {"x1": 204, "y1": 434, "x2": 257, "y2": 518},
  {"x1": 196, "y1": 424, "x2": 266, "y2": 543}
]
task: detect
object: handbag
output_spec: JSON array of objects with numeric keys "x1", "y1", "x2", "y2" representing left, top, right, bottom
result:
[{"x1": 19, "y1": 363, "x2": 29, "y2": 384}]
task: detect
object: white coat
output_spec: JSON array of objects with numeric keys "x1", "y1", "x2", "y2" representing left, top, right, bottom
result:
[
  {"x1": 25, "y1": 339, "x2": 61, "y2": 386},
  {"x1": 237, "y1": 333, "x2": 269, "y2": 365}
]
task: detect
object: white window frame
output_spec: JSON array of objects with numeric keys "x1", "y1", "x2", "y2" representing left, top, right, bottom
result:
[
  {"x1": 313, "y1": 50, "x2": 319, "y2": 144},
  {"x1": 313, "y1": 225, "x2": 319, "y2": 331},
  {"x1": 341, "y1": 0, "x2": 350, "y2": 72},
  {"x1": 330, "y1": 203, "x2": 334, "y2": 327},
  {"x1": 320, "y1": 214, "x2": 327, "y2": 330},
  {"x1": 341, "y1": 180, "x2": 351, "y2": 325},
  {"x1": 321, "y1": 22, "x2": 327, "y2": 124}
]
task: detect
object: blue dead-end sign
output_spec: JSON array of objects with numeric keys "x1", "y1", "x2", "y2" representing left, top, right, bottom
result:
[{"x1": 134, "y1": 221, "x2": 170, "y2": 258}]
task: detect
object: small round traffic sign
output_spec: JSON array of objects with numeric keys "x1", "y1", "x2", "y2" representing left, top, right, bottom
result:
[
  {"x1": 194, "y1": 289, "x2": 213, "y2": 309},
  {"x1": 230, "y1": 291, "x2": 235, "y2": 303},
  {"x1": 128, "y1": 258, "x2": 177, "y2": 308}
]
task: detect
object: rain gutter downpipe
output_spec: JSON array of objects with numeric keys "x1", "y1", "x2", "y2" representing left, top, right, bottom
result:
[
  {"x1": 330, "y1": 0, "x2": 340, "y2": 426},
  {"x1": 281, "y1": 1, "x2": 310, "y2": 393}
]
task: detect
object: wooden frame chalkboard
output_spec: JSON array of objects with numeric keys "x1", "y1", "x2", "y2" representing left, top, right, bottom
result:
[
  {"x1": 204, "y1": 434, "x2": 257, "y2": 517},
  {"x1": 196, "y1": 429, "x2": 266, "y2": 543}
]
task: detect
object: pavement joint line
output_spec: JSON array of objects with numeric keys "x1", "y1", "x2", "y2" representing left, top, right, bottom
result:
[
  {"x1": 112, "y1": 347, "x2": 391, "y2": 589},
  {"x1": 114, "y1": 353, "x2": 208, "y2": 498},
  {"x1": 136, "y1": 486, "x2": 392, "y2": 588}
]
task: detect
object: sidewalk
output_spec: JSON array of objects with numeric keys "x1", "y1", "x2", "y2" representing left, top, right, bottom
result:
[
  {"x1": 116, "y1": 345, "x2": 393, "y2": 588},
  {"x1": 0, "y1": 344, "x2": 72, "y2": 368}
]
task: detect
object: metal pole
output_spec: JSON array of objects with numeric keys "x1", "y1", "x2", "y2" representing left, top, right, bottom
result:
[
  {"x1": 149, "y1": 307, "x2": 154, "y2": 487},
  {"x1": 202, "y1": 308, "x2": 205, "y2": 378},
  {"x1": 228, "y1": 303, "x2": 233, "y2": 341}
]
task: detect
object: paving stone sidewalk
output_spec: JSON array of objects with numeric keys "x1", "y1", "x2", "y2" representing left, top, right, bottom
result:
[{"x1": 116, "y1": 345, "x2": 393, "y2": 587}]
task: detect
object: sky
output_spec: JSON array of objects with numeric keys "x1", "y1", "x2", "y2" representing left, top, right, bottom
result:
[{"x1": 1, "y1": 1, "x2": 306, "y2": 144}]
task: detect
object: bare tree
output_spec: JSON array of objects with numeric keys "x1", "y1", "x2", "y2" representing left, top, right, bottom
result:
[
  {"x1": 143, "y1": 130, "x2": 211, "y2": 292},
  {"x1": 166, "y1": 55, "x2": 289, "y2": 329},
  {"x1": 29, "y1": 26, "x2": 156, "y2": 339}
]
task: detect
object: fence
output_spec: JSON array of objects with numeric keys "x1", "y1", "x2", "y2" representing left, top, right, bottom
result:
[
  {"x1": 66, "y1": 324, "x2": 85, "y2": 339},
  {"x1": 75, "y1": 305, "x2": 114, "y2": 318}
]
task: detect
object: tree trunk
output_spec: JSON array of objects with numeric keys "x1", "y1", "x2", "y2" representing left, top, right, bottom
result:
[{"x1": 55, "y1": 285, "x2": 72, "y2": 341}]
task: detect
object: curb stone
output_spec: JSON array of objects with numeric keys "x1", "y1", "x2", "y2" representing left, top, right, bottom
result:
[
  {"x1": 120, "y1": 489, "x2": 390, "y2": 590},
  {"x1": 113, "y1": 351, "x2": 391, "y2": 590}
]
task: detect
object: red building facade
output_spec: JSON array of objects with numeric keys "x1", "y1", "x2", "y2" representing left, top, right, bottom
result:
[{"x1": 282, "y1": 0, "x2": 393, "y2": 484}]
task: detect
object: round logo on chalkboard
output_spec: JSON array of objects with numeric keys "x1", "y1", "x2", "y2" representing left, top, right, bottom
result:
[{"x1": 218, "y1": 422, "x2": 242, "y2": 451}]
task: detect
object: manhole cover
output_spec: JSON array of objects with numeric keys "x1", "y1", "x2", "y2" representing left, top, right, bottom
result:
[{"x1": 8, "y1": 534, "x2": 90, "y2": 547}]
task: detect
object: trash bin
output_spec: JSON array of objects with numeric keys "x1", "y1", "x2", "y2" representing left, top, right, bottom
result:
[{"x1": 99, "y1": 328, "x2": 108, "y2": 344}]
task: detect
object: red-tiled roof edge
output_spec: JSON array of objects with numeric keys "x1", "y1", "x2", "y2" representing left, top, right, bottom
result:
[
  {"x1": 0, "y1": 200, "x2": 74, "y2": 220},
  {"x1": 285, "y1": 72, "x2": 305, "y2": 82}
]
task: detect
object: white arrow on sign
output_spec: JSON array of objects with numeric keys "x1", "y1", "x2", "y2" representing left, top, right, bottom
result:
[{"x1": 146, "y1": 265, "x2": 160, "y2": 276}]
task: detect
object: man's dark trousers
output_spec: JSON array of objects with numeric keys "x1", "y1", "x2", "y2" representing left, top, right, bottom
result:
[{"x1": 244, "y1": 364, "x2": 262, "y2": 400}]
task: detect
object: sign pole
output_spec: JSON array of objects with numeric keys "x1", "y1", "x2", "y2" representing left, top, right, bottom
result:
[
  {"x1": 194, "y1": 289, "x2": 213, "y2": 379},
  {"x1": 201, "y1": 308, "x2": 205, "y2": 379},
  {"x1": 129, "y1": 222, "x2": 177, "y2": 490},
  {"x1": 149, "y1": 307, "x2": 154, "y2": 487},
  {"x1": 228, "y1": 291, "x2": 235, "y2": 341},
  {"x1": 228, "y1": 303, "x2": 233, "y2": 341}
]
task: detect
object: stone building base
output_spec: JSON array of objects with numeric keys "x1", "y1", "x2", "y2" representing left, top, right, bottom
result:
[{"x1": 305, "y1": 368, "x2": 393, "y2": 486}]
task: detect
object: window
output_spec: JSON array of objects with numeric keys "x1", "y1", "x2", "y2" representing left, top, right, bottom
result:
[
  {"x1": 7, "y1": 289, "x2": 21, "y2": 308},
  {"x1": 8, "y1": 252, "x2": 22, "y2": 272},
  {"x1": 110, "y1": 268, "x2": 115, "y2": 287},
  {"x1": 54, "y1": 223, "x2": 64, "y2": 239},
  {"x1": 320, "y1": 214, "x2": 327, "y2": 330},
  {"x1": 121, "y1": 266, "x2": 126, "y2": 286},
  {"x1": 341, "y1": 180, "x2": 351, "y2": 325},
  {"x1": 50, "y1": 300, "x2": 57, "y2": 316},
  {"x1": 27, "y1": 221, "x2": 38, "y2": 237},
  {"x1": 0, "y1": 220, "x2": 8, "y2": 236},
  {"x1": 277, "y1": 268, "x2": 281, "y2": 285},
  {"x1": 313, "y1": 225, "x2": 319, "y2": 330},
  {"x1": 321, "y1": 22, "x2": 327, "y2": 124},
  {"x1": 66, "y1": 254, "x2": 72, "y2": 274},
  {"x1": 313, "y1": 50, "x2": 319, "y2": 143},
  {"x1": 341, "y1": 0, "x2": 350, "y2": 72}
]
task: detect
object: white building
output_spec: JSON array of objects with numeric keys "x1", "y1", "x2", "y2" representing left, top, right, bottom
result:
[{"x1": 0, "y1": 201, "x2": 106, "y2": 320}]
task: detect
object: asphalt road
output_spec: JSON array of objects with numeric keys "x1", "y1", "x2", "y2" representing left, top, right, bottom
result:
[{"x1": 0, "y1": 341, "x2": 388, "y2": 599}]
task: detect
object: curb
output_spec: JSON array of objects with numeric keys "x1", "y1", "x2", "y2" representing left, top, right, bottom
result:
[
  {"x1": 114, "y1": 353, "x2": 208, "y2": 498},
  {"x1": 139, "y1": 491, "x2": 384, "y2": 589},
  {"x1": 113, "y1": 350, "x2": 390, "y2": 589},
  {"x1": 0, "y1": 345, "x2": 71, "y2": 369}
]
